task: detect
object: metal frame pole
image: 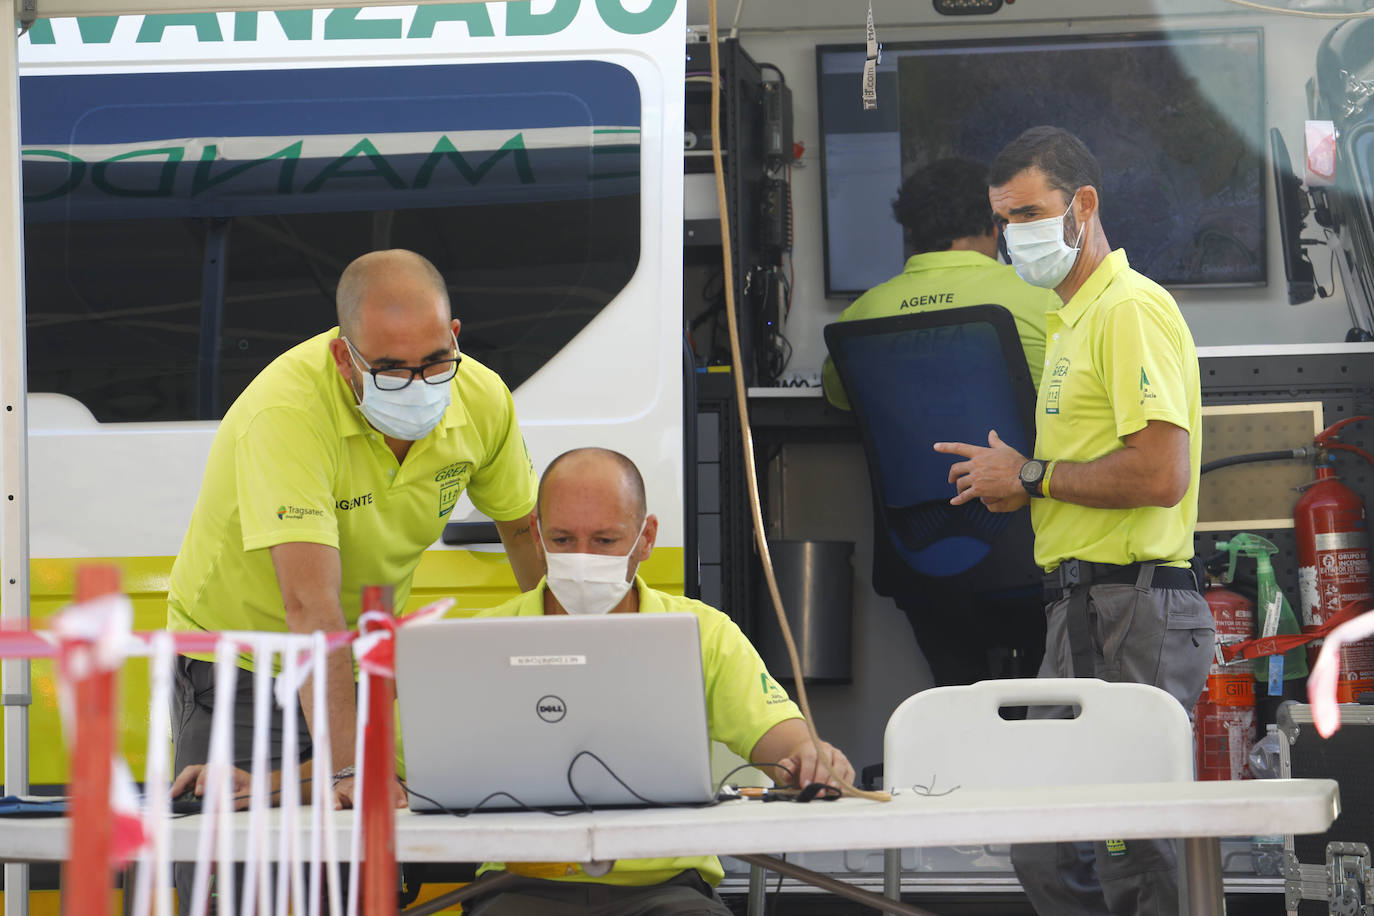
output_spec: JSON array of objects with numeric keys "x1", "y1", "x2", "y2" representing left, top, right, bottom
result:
[
  {"x1": 0, "y1": 10, "x2": 31, "y2": 916},
  {"x1": 197, "y1": 218, "x2": 231, "y2": 420},
  {"x1": 735, "y1": 855, "x2": 940, "y2": 916}
]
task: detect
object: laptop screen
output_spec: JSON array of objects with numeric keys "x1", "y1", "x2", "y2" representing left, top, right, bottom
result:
[{"x1": 395, "y1": 613, "x2": 714, "y2": 811}]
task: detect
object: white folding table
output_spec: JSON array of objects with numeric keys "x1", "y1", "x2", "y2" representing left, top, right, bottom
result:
[{"x1": 0, "y1": 778, "x2": 1340, "y2": 916}]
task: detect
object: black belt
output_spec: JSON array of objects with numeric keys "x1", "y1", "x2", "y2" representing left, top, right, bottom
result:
[
  {"x1": 1042, "y1": 559, "x2": 1203, "y2": 602},
  {"x1": 1043, "y1": 558, "x2": 1205, "y2": 678}
]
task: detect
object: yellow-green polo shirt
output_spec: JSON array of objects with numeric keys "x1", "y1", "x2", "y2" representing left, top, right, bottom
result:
[
  {"x1": 1031, "y1": 249, "x2": 1202, "y2": 571},
  {"x1": 167, "y1": 328, "x2": 537, "y2": 662},
  {"x1": 822, "y1": 250, "x2": 1056, "y2": 408},
  {"x1": 471, "y1": 576, "x2": 803, "y2": 887}
]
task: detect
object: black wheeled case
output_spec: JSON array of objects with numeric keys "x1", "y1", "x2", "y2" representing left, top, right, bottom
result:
[{"x1": 1279, "y1": 701, "x2": 1373, "y2": 914}]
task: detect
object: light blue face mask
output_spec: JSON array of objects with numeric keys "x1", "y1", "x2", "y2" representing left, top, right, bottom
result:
[
  {"x1": 344, "y1": 334, "x2": 455, "y2": 441},
  {"x1": 1003, "y1": 192, "x2": 1085, "y2": 289},
  {"x1": 354, "y1": 369, "x2": 451, "y2": 441}
]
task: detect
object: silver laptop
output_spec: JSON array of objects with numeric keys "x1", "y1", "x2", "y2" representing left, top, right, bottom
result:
[{"x1": 395, "y1": 613, "x2": 714, "y2": 811}]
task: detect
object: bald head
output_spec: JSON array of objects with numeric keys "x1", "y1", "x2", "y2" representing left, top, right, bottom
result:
[
  {"x1": 538, "y1": 448, "x2": 647, "y2": 524},
  {"x1": 329, "y1": 249, "x2": 460, "y2": 408},
  {"x1": 336, "y1": 249, "x2": 450, "y2": 340}
]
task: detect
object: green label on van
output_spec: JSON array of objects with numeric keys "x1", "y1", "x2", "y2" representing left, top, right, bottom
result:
[{"x1": 24, "y1": 0, "x2": 678, "y2": 45}]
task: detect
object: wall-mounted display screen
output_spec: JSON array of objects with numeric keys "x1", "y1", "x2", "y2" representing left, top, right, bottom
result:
[{"x1": 818, "y1": 30, "x2": 1265, "y2": 297}]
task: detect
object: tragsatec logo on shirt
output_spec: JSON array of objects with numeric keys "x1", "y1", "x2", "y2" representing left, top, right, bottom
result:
[{"x1": 276, "y1": 504, "x2": 326, "y2": 521}]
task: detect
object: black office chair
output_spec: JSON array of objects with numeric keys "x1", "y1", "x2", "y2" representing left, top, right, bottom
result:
[{"x1": 823, "y1": 306, "x2": 1045, "y2": 687}]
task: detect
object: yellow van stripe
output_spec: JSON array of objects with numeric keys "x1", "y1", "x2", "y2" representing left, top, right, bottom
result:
[{"x1": 5, "y1": 548, "x2": 685, "y2": 784}]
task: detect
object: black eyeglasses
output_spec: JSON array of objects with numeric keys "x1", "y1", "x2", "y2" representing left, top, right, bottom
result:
[{"x1": 343, "y1": 334, "x2": 461, "y2": 391}]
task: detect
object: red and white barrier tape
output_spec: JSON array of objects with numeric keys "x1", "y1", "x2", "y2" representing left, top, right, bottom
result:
[{"x1": 6, "y1": 590, "x2": 461, "y2": 916}]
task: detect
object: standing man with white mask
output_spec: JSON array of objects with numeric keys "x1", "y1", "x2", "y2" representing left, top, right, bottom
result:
[
  {"x1": 933, "y1": 127, "x2": 1214, "y2": 916},
  {"x1": 165, "y1": 249, "x2": 542, "y2": 910},
  {"x1": 464, "y1": 447, "x2": 854, "y2": 916}
]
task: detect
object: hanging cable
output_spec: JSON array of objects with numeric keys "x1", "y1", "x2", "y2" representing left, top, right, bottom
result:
[
  {"x1": 707, "y1": 0, "x2": 890, "y2": 803},
  {"x1": 729, "y1": 0, "x2": 747, "y2": 38}
]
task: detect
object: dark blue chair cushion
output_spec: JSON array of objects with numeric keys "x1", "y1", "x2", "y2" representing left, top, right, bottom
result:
[{"x1": 824, "y1": 306, "x2": 1036, "y2": 579}]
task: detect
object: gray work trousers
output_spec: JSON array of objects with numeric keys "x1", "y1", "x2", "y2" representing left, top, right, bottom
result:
[
  {"x1": 170, "y1": 656, "x2": 315, "y2": 916},
  {"x1": 1010, "y1": 582, "x2": 1215, "y2": 916},
  {"x1": 464, "y1": 869, "x2": 732, "y2": 916}
]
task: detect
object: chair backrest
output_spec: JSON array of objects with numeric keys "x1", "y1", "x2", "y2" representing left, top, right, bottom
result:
[
  {"x1": 822, "y1": 306, "x2": 1037, "y2": 581},
  {"x1": 883, "y1": 678, "x2": 1194, "y2": 791}
]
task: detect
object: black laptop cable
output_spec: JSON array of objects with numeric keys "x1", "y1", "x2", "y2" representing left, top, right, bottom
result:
[
  {"x1": 402, "y1": 783, "x2": 591, "y2": 818},
  {"x1": 713, "y1": 761, "x2": 795, "y2": 799},
  {"x1": 714, "y1": 762, "x2": 840, "y2": 803},
  {"x1": 566, "y1": 750, "x2": 721, "y2": 810}
]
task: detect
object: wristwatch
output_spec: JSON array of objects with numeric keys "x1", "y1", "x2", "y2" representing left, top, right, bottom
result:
[{"x1": 1019, "y1": 459, "x2": 1049, "y2": 498}]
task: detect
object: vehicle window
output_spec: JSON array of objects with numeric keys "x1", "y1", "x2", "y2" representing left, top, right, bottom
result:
[{"x1": 22, "y1": 59, "x2": 642, "y2": 421}]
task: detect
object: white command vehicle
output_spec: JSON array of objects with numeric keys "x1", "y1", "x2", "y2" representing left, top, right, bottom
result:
[{"x1": 6, "y1": 0, "x2": 686, "y2": 810}]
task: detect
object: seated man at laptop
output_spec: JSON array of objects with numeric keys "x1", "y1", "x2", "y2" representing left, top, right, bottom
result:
[{"x1": 464, "y1": 446, "x2": 855, "y2": 916}]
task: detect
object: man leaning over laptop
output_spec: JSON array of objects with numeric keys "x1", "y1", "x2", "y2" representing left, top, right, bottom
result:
[{"x1": 462, "y1": 446, "x2": 855, "y2": 916}]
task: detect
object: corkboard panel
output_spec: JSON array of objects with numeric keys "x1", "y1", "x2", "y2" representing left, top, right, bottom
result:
[{"x1": 1196, "y1": 402, "x2": 1323, "y2": 532}]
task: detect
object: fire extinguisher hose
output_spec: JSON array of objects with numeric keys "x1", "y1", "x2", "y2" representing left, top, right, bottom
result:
[
  {"x1": 1220, "y1": 598, "x2": 1374, "y2": 662},
  {"x1": 1200, "y1": 448, "x2": 1311, "y2": 476}
]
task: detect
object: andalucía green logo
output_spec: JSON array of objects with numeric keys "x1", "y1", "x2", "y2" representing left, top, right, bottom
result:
[{"x1": 1140, "y1": 368, "x2": 1151, "y2": 388}]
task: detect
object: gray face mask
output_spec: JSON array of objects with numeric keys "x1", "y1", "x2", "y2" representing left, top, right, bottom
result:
[{"x1": 1003, "y1": 191, "x2": 1085, "y2": 289}]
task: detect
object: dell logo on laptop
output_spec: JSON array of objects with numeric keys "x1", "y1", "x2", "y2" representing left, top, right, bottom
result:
[{"x1": 536, "y1": 695, "x2": 567, "y2": 723}]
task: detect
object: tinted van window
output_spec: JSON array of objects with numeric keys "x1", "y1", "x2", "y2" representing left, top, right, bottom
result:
[{"x1": 22, "y1": 59, "x2": 641, "y2": 420}]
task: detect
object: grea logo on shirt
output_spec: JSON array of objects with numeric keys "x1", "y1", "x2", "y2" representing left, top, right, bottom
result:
[
  {"x1": 435, "y1": 461, "x2": 473, "y2": 517},
  {"x1": 1045, "y1": 357, "x2": 1070, "y2": 415},
  {"x1": 276, "y1": 504, "x2": 326, "y2": 521}
]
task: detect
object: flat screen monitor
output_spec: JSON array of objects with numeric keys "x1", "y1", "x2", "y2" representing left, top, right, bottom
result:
[{"x1": 817, "y1": 30, "x2": 1266, "y2": 297}]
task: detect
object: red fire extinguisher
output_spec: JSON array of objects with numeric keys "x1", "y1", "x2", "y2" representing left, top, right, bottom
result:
[
  {"x1": 1297, "y1": 416, "x2": 1374, "y2": 702},
  {"x1": 1196, "y1": 584, "x2": 1256, "y2": 781}
]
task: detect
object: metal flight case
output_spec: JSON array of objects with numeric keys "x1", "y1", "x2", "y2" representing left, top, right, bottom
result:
[{"x1": 1278, "y1": 701, "x2": 1373, "y2": 914}]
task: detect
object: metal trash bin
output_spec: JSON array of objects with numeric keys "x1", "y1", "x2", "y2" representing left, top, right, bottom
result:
[{"x1": 754, "y1": 539, "x2": 853, "y2": 683}]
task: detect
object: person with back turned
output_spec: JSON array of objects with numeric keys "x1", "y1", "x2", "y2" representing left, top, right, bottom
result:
[{"x1": 822, "y1": 156, "x2": 1055, "y2": 409}]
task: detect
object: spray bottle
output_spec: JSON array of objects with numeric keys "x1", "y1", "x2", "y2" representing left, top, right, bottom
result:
[{"x1": 1217, "y1": 533, "x2": 1309, "y2": 694}]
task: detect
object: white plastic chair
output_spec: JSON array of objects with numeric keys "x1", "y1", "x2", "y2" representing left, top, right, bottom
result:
[{"x1": 881, "y1": 677, "x2": 1193, "y2": 900}]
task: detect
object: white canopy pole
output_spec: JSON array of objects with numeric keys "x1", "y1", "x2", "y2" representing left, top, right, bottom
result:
[{"x1": 0, "y1": 6, "x2": 31, "y2": 916}]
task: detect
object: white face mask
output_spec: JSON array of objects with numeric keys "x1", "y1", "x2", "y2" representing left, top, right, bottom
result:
[
  {"x1": 540, "y1": 518, "x2": 647, "y2": 616},
  {"x1": 345, "y1": 335, "x2": 455, "y2": 441},
  {"x1": 1002, "y1": 192, "x2": 1085, "y2": 289}
]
